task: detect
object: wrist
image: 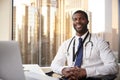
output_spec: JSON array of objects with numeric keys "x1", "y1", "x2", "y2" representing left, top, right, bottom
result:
[
  {"x1": 62, "y1": 68, "x2": 66, "y2": 75},
  {"x1": 78, "y1": 68, "x2": 87, "y2": 79},
  {"x1": 62, "y1": 67, "x2": 70, "y2": 76},
  {"x1": 83, "y1": 69, "x2": 87, "y2": 77}
]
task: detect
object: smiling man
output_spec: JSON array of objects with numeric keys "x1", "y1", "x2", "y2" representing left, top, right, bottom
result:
[{"x1": 51, "y1": 10, "x2": 119, "y2": 80}]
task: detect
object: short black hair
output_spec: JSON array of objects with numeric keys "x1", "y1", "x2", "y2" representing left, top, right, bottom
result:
[{"x1": 72, "y1": 10, "x2": 88, "y2": 20}]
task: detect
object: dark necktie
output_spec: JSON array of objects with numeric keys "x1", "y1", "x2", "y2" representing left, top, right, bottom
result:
[
  {"x1": 62, "y1": 38, "x2": 83, "y2": 80},
  {"x1": 74, "y1": 38, "x2": 83, "y2": 67}
]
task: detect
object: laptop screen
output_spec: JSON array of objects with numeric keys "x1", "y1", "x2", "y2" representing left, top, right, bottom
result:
[{"x1": 0, "y1": 41, "x2": 25, "y2": 80}]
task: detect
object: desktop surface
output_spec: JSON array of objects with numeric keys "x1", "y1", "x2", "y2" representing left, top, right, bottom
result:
[
  {"x1": 23, "y1": 64, "x2": 59, "y2": 80},
  {"x1": 0, "y1": 41, "x2": 59, "y2": 80}
]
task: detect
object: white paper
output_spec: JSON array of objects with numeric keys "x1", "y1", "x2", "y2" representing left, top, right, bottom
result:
[
  {"x1": 23, "y1": 64, "x2": 59, "y2": 80},
  {"x1": 23, "y1": 64, "x2": 45, "y2": 75},
  {"x1": 25, "y1": 72, "x2": 59, "y2": 80}
]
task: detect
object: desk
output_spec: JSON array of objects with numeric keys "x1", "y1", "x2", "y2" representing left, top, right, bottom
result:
[
  {"x1": 41, "y1": 67, "x2": 62, "y2": 78},
  {"x1": 23, "y1": 64, "x2": 59, "y2": 80}
]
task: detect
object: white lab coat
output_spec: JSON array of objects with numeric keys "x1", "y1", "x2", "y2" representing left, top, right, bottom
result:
[{"x1": 51, "y1": 32, "x2": 119, "y2": 77}]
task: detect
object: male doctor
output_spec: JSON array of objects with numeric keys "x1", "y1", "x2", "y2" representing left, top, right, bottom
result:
[{"x1": 51, "y1": 10, "x2": 119, "y2": 80}]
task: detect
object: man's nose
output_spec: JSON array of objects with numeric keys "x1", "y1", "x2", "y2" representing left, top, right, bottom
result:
[{"x1": 76, "y1": 19, "x2": 81, "y2": 23}]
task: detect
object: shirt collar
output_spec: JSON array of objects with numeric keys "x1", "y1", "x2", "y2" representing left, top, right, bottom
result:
[{"x1": 75, "y1": 31, "x2": 89, "y2": 41}]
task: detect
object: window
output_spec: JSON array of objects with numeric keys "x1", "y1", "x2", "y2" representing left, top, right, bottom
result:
[{"x1": 12, "y1": 0, "x2": 119, "y2": 67}]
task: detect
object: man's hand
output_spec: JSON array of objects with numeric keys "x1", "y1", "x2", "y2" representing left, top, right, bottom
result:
[
  {"x1": 73, "y1": 66, "x2": 87, "y2": 79},
  {"x1": 62, "y1": 67, "x2": 76, "y2": 80},
  {"x1": 62, "y1": 67, "x2": 86, "y2": 80}
]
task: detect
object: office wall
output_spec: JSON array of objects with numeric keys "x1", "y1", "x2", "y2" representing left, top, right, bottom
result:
[{"x1": 0, "y1": 0, "x2": 12, "y2": 40}]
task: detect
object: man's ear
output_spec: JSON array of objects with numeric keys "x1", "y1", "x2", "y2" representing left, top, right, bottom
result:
[{"x1": 87, "y1": 20, "x2": 89, "y2": 24}]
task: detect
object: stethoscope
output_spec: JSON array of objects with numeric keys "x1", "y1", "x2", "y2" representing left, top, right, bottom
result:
[{"x1": 67, "y1": 32, "x2": 93, "y2": 62}]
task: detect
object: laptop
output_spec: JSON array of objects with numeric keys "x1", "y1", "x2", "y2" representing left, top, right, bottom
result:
[
  {"x1": 0, "y1": 41, "x2": 26, "y2": 80},
  {"x1": 0, "y1": 41, "x2": 59, "y2": 80}
]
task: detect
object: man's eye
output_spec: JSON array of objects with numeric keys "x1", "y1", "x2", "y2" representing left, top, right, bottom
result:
[
  {"x1": 81, "y1": 18, "x2": 85, "y2": 20},
  {"x1": 73, "y1": 18, "x2": 77, "y2": 21}
]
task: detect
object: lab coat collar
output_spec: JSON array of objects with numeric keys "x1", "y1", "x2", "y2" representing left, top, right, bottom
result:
[{"x1": 75, "y1": 31, "x2": 89, "y2": 41}]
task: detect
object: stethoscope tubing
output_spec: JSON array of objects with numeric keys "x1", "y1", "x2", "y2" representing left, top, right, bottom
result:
[{"x1": 67, "y1": 32, "x2": 93, "y2": 62}]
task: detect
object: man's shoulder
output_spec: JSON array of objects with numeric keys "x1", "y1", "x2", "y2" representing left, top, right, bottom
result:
[
  {"x1": 91, "y1": 33, "x2": 104, "y2": 40},
  {"x1": 91, "y1": 33, "x2": 107, "y2": 44}
]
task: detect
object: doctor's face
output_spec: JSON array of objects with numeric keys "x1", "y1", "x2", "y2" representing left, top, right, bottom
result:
[{"x1": 72, "y1": 12, "x2": 89, "y2": 35}]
